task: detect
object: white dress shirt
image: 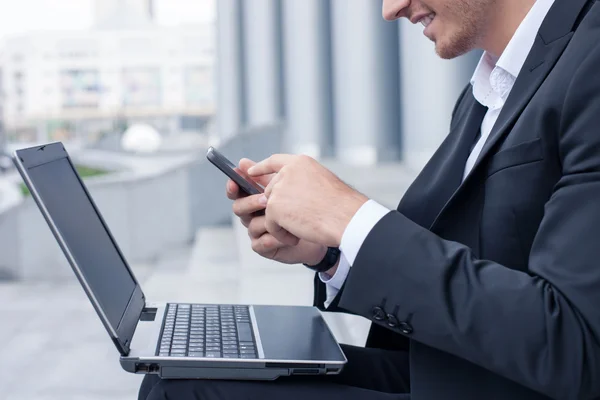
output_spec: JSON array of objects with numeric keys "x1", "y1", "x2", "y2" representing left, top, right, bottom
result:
[{"x1": 319, "y1": 0, "x2": 556, "y2": 307}]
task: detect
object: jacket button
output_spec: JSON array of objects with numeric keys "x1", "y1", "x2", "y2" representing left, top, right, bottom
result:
[
  {"x1": 399, "y1": 321, "x2": 413, "y2": 334},
  {"x1": 372, "y1": 306, "x2": 386, "y2": 321},
  {"x1": 387, "y1": 314, "x2": 399, "y2": 328}
]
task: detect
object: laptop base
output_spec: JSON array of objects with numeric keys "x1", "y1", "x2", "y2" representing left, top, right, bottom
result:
[{"x1": 121, "y1": 357, "x2": 341, "y2": 380}]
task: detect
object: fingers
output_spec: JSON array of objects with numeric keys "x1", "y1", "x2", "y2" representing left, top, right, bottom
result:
[
  {"x1": 238, "y1": 158, "x2": 256, "y2": 172},
  {"x1": 226, "y1": 179, "x2": 239, "y2": 200},
  {"x1": 247, "y1": 211, "x2": 299, "y2": 249},
  {"x1": 247, "y1": 154, "x2": 296, "y2": 177},
  {"x1": 240, "y1": 215, "x2": 252, "y2": 228},
  {"x1": 232, "y1": 194, "x2": 266, "y2": 217},
  {"x1": 246, "y1": 216, "x2": 288, "y2": 257},
  {"x1": 263, "y1": 171, "x2": 282, "y2": 198},
  {"x1": 251, "y1": 233, "x2": 286, "y2": 256},
  {"x1": 247, "y1": 216, "x2": 267, "y2": 239},
  {"x1": 238, "y1": 158, "x2": 276, "y2": 187},
  {"x1": 265, "y1": 217, "x2": 299, "y2": 246}
]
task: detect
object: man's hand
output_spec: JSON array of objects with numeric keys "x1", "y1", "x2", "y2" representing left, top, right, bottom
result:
[
  {"x1": 227, "y1": 158, "x2": 328, "y2": 265},
  {"x1": 248, "y1": 154, "x2": 368, "y2": 247}
]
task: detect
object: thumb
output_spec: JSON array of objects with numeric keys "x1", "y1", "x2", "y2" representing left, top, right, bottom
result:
[{"x1": 239, "y1": 158, "x2": 274, "y2": 187}]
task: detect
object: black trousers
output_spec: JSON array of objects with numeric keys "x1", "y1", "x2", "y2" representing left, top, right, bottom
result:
[{"x1": 139, "y1": 344, "x2": 411, "y2": 399}]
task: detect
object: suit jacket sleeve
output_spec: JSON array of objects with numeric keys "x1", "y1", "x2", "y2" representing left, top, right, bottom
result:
[
  {"x1": 312, "y1": 83, "x2": 474, "y2": 313},
  {"x1": 335, "y1": 47, "x2": 600, "y2": 399}
]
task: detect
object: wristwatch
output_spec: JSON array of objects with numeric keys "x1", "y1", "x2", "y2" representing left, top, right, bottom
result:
[{"x1": 303, "y1": 247, "x2": 341, "y2": 273}]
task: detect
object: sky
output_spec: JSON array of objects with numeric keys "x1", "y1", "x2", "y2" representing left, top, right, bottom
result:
[{"x1": 0, "y1": 0, "x2": 215, "y2": 42}]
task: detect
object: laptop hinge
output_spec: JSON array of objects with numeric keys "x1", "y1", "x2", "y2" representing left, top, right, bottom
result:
[{"x1": 115, "y1": 285, "x2": 146, "y2": 356}]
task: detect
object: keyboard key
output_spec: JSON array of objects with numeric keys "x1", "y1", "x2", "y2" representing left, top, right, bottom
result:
[
  {"x1": 205, "y1": 351, "x2": 221, "y2": 358},
  {"x1": 188, "y1": 352, "x2": 204, "y2": 357}
]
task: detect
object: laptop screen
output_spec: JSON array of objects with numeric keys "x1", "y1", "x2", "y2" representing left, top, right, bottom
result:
[{"x1": 27, "y1": 157, "x2": 136, "y2": 332}]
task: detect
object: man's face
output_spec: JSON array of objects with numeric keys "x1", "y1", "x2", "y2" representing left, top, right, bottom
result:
[{"x1": 382, "y1": 0, "x2": 495, "y2": 59}]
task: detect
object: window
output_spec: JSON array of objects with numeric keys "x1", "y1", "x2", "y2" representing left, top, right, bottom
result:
[
  {"x1": 184, "y1": 66, "x2": 213, "y2": 107},
  {"x1": 60, "y1": 69, "x2": 100, "y2": 108},
  {"x1": 122, "y1": 67, "x2": 162, "y2": 107}
]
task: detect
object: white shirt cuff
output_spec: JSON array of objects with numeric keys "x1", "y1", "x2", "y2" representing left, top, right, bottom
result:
[
  {"x1": 339, "y1": 199, "x2": 390, "y2": 265},
  {"x1": 319, "y1": 252, "x2": 350, "y2": 289},
  {"x1": 318, "y1": 200, "x2": 390, "y2": 308},
  {"x1": 319, "y1": 252, "x2": 351, "y2": 307}
]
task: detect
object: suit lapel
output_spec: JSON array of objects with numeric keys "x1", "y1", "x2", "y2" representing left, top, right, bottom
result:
[
  {"x1": 460, "y1": 34, "x2": 572, "y2": 186},
  {"x1": 427, "y1": 0, "x2": 592, "y2": 230},
  {"x1": 397, "y1": 94, "x2": 486, "y2": 229}
]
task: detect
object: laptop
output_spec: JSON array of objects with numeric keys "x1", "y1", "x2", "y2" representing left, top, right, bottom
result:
[{"x1": 13, "y1": 142, "x2": 346, "y2": 380}]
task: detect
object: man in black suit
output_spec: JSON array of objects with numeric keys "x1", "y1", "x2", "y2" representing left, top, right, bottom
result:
[{"x1": 140, "y1": 0, "x2": 600, "y2": 398}]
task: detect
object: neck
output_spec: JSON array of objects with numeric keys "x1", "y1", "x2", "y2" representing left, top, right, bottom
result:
[{"x1": 483, "y1": 0, "x2": 537, "y2": 57}]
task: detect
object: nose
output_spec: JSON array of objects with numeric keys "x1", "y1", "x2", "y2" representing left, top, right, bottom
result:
[{"x1": 382, "y1": 0, "x2": 411, "y2": 21}]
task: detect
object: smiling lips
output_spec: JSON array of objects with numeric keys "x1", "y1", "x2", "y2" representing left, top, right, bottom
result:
[
  {"x1": 419, "y1": 13, "x2": 435, "y2": 27},
  {"x1": 410, "y1": 11, "x2": 436, "y2": 28}
]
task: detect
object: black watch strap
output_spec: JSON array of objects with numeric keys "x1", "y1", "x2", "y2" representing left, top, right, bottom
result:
[{"x1": 304, "y1": 247, "x2": 341, "y2": 273}]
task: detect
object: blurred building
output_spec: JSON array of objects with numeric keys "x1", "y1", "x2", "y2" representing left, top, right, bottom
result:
[
  {"x1": 95, "y1": 0, "x2": 155, "y2": 29},
  {"x1": 216, "y1": 0, "x2": 480, "y2": 168},
  {"x1": 0, "y1": 56, "x2": 5, "y2": 153},
  {"x1": 1, "y1": 0, "x2": 215, "y2": 144}
]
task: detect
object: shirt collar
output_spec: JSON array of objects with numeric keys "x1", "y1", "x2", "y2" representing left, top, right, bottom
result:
[{"x1": 470, "y1": 0, "x2": 556, "y2": 108}]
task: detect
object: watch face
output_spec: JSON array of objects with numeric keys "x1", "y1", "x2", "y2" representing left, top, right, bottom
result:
[
  {"x1": 326, "y1": 248, "x2": 340, "y2": 264},
  {"x1": 304, "y1": 247, "x2": 340, "y2": 272}
]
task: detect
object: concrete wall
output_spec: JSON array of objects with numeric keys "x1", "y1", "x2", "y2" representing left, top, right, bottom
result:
[
  {"x1": 0, "y1": 203, "x2": 20, "y2": 279},
  {"x1": 0, "y1": 126, "x2": 282, "y2": 281}
]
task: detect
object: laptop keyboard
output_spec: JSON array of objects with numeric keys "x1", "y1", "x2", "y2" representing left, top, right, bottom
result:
[{"x1": 157, "y1": 304, "x2": 258, "y2": 359}]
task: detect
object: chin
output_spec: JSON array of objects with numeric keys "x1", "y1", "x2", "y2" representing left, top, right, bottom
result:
[{"x1": 435, "y1": 39, "x2": 473, "y2": 60}]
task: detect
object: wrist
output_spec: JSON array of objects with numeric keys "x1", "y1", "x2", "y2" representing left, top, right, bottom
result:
[
  {"x1": 323, "y1": 256, "x2": 341, "y2": 277},
  {"x1": 307, "y1": 245, "x2": 328, "y2": 266},
  {"x1": 331, "y1": 193, "x2": 369, "y2": 247},
  {"x1": 304, "y1": 247, "x2": 340, "y2": 273}
]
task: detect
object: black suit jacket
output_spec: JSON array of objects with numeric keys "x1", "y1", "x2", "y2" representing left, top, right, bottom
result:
[{"x1": 314, "y1": 0, "x2": 600, "y2": 399}]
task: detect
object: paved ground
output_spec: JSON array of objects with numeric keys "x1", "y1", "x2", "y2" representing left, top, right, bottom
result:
[{"x1": 0, "y1": 161, "x2": 417, "y2": 400}]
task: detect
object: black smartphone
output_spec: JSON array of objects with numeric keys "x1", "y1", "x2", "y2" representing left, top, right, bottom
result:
[{"x1": 206, "y1": 146, "x2": 264, "y2": 196}]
